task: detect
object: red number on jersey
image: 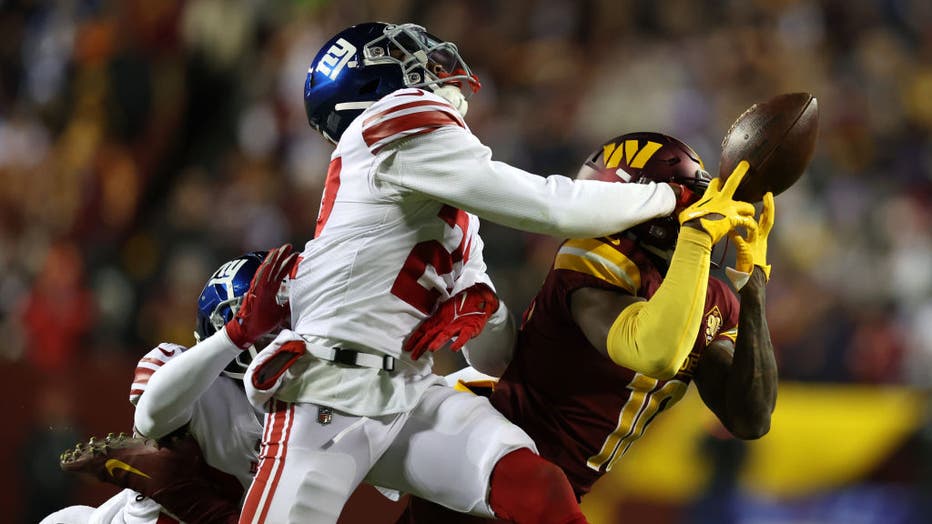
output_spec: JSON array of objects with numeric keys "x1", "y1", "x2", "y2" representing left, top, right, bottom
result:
[
  {"x1": 315, "y1": 157, "x2": 342, "y2": 237},
  {"x1": 391, "y1": 205, "x2": 471, "y2": 314}
]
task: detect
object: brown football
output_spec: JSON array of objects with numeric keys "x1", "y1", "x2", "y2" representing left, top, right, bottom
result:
[{"x1": 719, "y1": 92, "x2": 819, "y2": 203}]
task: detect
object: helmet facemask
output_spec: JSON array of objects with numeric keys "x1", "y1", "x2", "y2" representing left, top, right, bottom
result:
[{"x1": 363, "y1": 24, "x2": 480, "y2": 110}]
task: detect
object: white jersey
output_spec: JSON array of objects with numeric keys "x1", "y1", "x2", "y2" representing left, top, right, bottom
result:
[
  {"x1": 44, "y1": 334, "x2": 258, "y2": 524},
  {"x1": 281, "y1": 88, "x2": 677, "y2": 416},
  {"x1": 133, "y1": 342, "x2": 262, "y2": 488},
  {"x1": 39, "y1": 489, "x2": 164, "y2": 524}
]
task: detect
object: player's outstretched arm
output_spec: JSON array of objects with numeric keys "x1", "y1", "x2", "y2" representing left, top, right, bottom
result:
[
  {"x1": 572, "y1": 166, "x2": 758, "y2": 379},
  {"x1": 135, "y1": 245, "x2": 296, "y2": 438},
  {"x1": 694, "y1": 195, "x2": 778, "y2": 439},
  {"x1": 376, "y1": 127, "x2": 678, "y2": 238}
]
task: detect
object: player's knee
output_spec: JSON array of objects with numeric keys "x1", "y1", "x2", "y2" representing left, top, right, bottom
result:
[
  {"x1": 496, "y1": 447, "x2": 566, "y2": 487},
  {"x1": 286, "y1": 451, "x2": 358, "y2": 524},
  {"x1": 490, "y1": 448, "x2": 581, "y2": 523},
  {"x1": 519, "y1": 453, "x2": 572, "y2": 500}
]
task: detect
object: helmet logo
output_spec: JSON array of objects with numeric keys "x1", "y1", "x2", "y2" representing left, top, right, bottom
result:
[
  {"x1": 208, "y1": 258, "x2": 248, "y2": 298},
  {"x1": 602, "y1": 140, "x2": 663, "y2": 169},
  {"x1": 316, "y1": 38, "x2": 357, "y2": 80}
]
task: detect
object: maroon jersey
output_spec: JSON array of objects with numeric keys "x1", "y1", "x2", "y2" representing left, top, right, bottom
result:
[{"x1": 490, "y1": 235, "x2": 739, "y2": 497}]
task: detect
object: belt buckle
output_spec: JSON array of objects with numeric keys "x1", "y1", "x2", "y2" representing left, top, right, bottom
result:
[{"x1": 332, "y1": 348, "x2": 357, "y2": 366}]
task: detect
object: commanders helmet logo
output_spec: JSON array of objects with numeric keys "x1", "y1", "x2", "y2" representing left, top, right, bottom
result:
[{"x1": 602, "y1": 140, "x2": 663, "y2": 172}]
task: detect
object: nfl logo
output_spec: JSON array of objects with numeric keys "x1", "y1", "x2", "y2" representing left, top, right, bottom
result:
[{"x1": 317, "y1": 406, "x2": 333, "y2": 425}]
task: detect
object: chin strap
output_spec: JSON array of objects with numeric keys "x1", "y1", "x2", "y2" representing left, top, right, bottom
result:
[{"x1": 432, "y1": 84, "x2": 469, "y2": 116}]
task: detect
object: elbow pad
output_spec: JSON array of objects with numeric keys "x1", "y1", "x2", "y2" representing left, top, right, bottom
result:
[{"x1": 605, "y1": 227, "x2": 713, "y2": 379}]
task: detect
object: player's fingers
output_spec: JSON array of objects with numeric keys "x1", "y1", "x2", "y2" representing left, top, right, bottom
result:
[
  {"x1": 268, "y1": 245, "x2": 290, "y2": 282},
  {"x1": 733, "y1": 201, "x2": 757, "y2": 217},
  {"x1": 409, "y1": 321, "x2": 446, "y2": 355},
  {"x1": 403, "y1": 325, "x2": 429, "y2": 352},
  {"x1": 428, "y1": 327, "x2": 458, "y2": 352},
  {"x1": 761, "y1": 192, "x2": 775, "y2": 233},
  {"x1": 275, "y1": 251, "x2": 298, "y2": 282},
  {"x1": 704, "y1": 178, "x2": 721, "y2": 196},
  {"x1": 732, "y1": 216, "x2": 758, "y2": 233},
  {"x1": 254, "y1": 250, "x2": 277, "y2": 286},
  {"x1": 271, "y1": 244, "x2": 292, "y2": 273},
  {"x1": 721, "y1": 161, "x2": 750, "y2": 196},
  {"x1": 408, "y1": 330, "x2": 436, "y2": 359},
  {"x1": 449, "y1": 337, "x2": 467, "y2": 352},
  {"x1": 727, "y1": 229, "x2": 749, "y2": 246}
]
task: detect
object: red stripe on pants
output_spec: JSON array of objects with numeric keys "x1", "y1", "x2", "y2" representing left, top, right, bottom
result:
[{"x1": 239, "y1": 400, "x2": 290, "y2": 523}]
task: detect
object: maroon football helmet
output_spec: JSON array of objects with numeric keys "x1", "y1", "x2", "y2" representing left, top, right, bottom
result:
[{"x1": 576, "y1": 132, "x2": 711, "y2": 251}]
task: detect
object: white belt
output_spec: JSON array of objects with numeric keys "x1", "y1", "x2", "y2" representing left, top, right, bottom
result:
[{"x1": 303, "y1": 341, "x2": 396, "y2": 372}]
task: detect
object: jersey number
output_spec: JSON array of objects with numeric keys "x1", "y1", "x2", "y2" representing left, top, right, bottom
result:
[
  {"x1": 391, "y1": 205, "x2": 471, "y2": 314},
  {"x1": 587, "y1": 374, "x2": 688, "y2": 472},
  {"x1": 315, "y1": 157, "x2": 342, "y2": 237}
]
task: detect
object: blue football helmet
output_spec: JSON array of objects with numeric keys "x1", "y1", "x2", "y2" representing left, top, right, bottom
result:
[
  {"x1": 195, "y1": 251, "x2": 269, "y2": 380},
  {"x1": 304, "y1": 22, "x2": 480, "y2": 143}
]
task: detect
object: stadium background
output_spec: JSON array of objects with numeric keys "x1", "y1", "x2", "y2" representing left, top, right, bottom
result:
[{"x1": 1, "y1": 0, "x2": 930, "y2": 522}]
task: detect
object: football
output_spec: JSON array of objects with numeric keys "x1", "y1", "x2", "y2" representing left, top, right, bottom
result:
[{"x1": 719, "y1": 92, "x2": 819, "y2": 203}]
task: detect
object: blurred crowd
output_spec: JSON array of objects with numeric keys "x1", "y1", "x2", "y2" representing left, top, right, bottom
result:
[{"x1": 1, "y1": 0, "x2": 930, "y2": 386}]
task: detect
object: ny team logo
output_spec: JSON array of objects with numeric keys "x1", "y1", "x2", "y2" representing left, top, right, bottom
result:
[
  {"x1": 315, "y1": 38, "x2": 356, "y2": 80},
  {"x1": 208, "y1": 258, "x2": 248, "y2": 297}
]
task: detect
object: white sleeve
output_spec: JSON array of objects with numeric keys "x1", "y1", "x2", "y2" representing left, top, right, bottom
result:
[
  {"x1": 451, "y1": 232, "x2": 514, "y2": 375},
  {"x1": 133, "y1": 328, "x2": 241, "y2": 439},
  {"x1": 461, "y1": 300, "x2": 515, "y2": 377},
  {"x1": 451, "y1": 224, "x2": 494, "y2": 295},
  {"x1": 374, "y1": 127, "x2": 676, "y2": 238}
]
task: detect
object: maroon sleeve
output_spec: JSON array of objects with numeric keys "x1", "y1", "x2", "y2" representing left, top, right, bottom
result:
[{"x1": 708, "y1": 277, "x2": 740, "y2": 343}]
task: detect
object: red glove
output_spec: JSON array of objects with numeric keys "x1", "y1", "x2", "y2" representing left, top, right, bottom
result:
[
  {"x1": 404, "y1": 283, "x2": 499, "y2": 361},
  {"x1": 225, "y1": 244, "x2": 298, "y2": 349},
  {"x1": 668, "y1": 182, "x2": 699, "y2": 213}
]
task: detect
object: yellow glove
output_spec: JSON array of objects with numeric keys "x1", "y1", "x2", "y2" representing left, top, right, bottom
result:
[
  {"x1": 678, "y1": 160, "x2": 758, "y2": 244},
  {"x1": 726, "y1": 191, "x2": 774, "y2": 289}
]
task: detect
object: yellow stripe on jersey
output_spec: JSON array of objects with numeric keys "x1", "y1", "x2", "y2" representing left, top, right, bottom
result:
[
  {"x1": 719, "y1": 327, "x2": 738, "y2": 343},
  {"x1": 453, "y1": 379, "x2": 497, "y2": 394},
  {"x1": 554, "y1": 238, "x2": 641, "y2": 294}
]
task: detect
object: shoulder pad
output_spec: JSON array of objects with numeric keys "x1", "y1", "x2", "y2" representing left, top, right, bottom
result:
[
  {"x1": 129, "y1": 343, "x2": 187, "y2": 406},
  {"x1": 554, "y1": 238, "x2": 641, "y2": 294},
  {"x1": 361, "y1": 89, "x2": 466, "y2": 153}
]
